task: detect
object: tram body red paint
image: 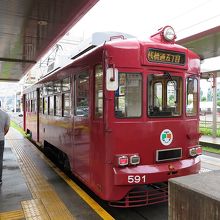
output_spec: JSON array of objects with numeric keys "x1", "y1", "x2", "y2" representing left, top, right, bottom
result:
[{"x1": 23, "y1": 27, "x2": 201, "y2": 206}]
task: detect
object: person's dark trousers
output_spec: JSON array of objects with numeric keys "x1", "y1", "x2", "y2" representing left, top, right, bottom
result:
[{"x1": 0, "y1": 140, "x2": 4, "y2": 182}]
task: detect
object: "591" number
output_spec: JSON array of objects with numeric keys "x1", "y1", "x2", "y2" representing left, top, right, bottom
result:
[{"x1": 128, "y1": 175, "x2": 146, "y2": 184}]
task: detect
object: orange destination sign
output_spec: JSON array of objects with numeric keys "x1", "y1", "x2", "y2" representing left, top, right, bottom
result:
[{"x1": 147, "y1": 48, "x2": 185, "y2": 65}]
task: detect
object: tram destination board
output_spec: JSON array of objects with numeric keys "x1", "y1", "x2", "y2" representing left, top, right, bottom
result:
[{"x1": 147, "y1": 48, "x2": 186, "y2": 65}]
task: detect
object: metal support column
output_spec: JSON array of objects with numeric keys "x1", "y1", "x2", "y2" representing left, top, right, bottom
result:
[
  {"x1": 14, "y1": 92, "x2": 17, "y2": 113},
  {"x1": 212, "y1": 73, "x2": 217, "y2": 137}
]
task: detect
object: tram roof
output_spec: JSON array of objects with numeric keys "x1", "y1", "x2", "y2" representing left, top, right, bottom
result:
[
  {"x1": 0, "y1": 0, "x2": 99, "y2": 82},
  {"x1": 70, "y1": 32, "x2": 136, "y2": 60}
]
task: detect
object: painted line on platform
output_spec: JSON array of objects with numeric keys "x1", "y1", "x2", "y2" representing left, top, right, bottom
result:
[{"x1": 0, "y1": 209, "x2": 24, "y2": 220}]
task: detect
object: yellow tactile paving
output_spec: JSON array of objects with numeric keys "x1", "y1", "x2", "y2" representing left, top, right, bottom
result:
[
  {"x1": 21, "y1": 199, "x2": 50, "y2": 219},
  {"x1": 0, "y1": 209, "x2": 25, "y2": 220},
  {"x1": 8, "y1": 139, "x2": 75, "y2": 220}
]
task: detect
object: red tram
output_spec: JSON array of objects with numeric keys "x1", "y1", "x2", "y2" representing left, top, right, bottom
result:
[{"x1": 23, "y1": 26, "x2": 202, "y2": 207}]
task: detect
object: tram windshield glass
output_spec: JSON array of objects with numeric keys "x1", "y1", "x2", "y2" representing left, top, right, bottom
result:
[
  {"x1": 148, "y1": 73, "x2": 182, "y2": 117},
  {"x1": 114, "y1": 72, "x2": 142, "y2": 118}
]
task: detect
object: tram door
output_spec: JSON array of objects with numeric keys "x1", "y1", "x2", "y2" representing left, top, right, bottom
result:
[
  {"x1": 73, "y1": 71, "x2": 90, "y2": 182},
  {"x1": 91, "y1": 65, "x2": 105, "y2": 187},
  {"x1": 23, "y1": 94, "x2": 26, "y2": 131},
  {"x1": 36, "y1": 88, "x2": 40, "y2": 142}
]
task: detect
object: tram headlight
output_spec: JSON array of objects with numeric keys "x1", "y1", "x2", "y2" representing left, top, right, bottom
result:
[
  {"x1": 189, "y1": 148, "x2": 197, "y2": 157},
  {"x1": 130, "y1": 154, "x2": 140, "y2": 165},
  {"x1": 163, "y1": 26, "x2": 176, "y2": 41},
  {"x1": 189, "y1": 146, "x2": 202, "y2": 157}
]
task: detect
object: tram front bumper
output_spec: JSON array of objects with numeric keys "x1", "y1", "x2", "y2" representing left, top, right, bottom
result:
[{"x1": 113, "y1": 157, "x2": 201, "y2": 185}]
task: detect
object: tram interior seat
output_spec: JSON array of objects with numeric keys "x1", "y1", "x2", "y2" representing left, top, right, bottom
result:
[{"x1": 149, "y1": 106, "x2": 173, "y2": 116}]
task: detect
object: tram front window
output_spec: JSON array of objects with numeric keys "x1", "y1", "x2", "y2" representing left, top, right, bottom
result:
[
  {"x1": 148, "y1": 73, "x2": 182, "y2": 117},
  {"x1": 114, "y1": 73, "x2": 142, "y2": 118}
]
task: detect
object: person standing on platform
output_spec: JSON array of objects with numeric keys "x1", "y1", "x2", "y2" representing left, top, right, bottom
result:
[{"x1": 0, "y1": 107, "x2": 10, "y2": 185}]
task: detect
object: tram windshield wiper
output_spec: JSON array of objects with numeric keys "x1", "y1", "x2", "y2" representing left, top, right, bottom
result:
[{"x1": 164, "y1": 72, "x2": 173, "y2": 81}]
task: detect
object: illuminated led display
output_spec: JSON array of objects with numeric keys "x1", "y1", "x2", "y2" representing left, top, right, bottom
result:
[{"x1": 147, "y1": 48, "x2": 185, "y2": 65}]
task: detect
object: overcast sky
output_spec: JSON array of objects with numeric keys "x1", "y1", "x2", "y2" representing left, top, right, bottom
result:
[{"x1": 70, "y1": 0, "x2": 220, "y2": 40}]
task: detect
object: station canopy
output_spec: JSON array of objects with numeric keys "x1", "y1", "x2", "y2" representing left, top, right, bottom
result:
[
  {"x1": 177, "y1": 25, "x2": 220, "y2": 77},
  {"x1": 0, "y1": 0, "x2": 98, "y2": 82}
]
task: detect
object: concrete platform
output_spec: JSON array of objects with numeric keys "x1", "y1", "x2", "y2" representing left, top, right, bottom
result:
[
  {"x1": 200, "y1": 135, "x2": 220, "y2": 149},
  {"x1": 0, "y1": 140, "x2": 32, "y2": 212},
  {"x1": 169, "y1": 170, "x2": 220, "y2": 220},
  {"x1": 0, "y1": 128, "x2": 113, "y2": 220}
]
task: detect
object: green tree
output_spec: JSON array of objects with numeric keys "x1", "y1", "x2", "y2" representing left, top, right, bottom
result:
[
  {"x1": 200, "y1": 88, "x2": 203, "y2": 101},
  {"x1": 207, "y1": 88, "x2": 212, "y2": 101},
  {"x1": 201, "y1": 97, "x2": 206, "y2": 101}
]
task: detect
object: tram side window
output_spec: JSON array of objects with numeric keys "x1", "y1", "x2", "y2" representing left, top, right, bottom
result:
[
  {"x1": 31, "y1": 99, "x2": 36, "y2": 113},
  {"x1": 33, "y1": 91, "x2": 36, "y2": 99},
  {"x1": 62, "y1": 77, "x2": 70, "y2": 92},
  {"x1": 26, "y1": 100, "x2": 30, "y2": 112},
  {"x1": 48, "y1": 96, "x2": 54, "y2": 115},
  {"x1": 43, "y1": 86, "x2": 48, "y2": 96},
  {"x1": 28, "y1": 100, "x2": 31, "y2": 112},
  {"x1": 47, "y1": 84, "x2": 54, "y2": 95},
  {"x1": 186, "y1": 77, "x2": 198, "y2": 116},
  {"x1": 26, "y1": 93, "x2": 31, "y2": 112},
  {"x1": 115, "y1": 73, "x2": 142, "y2": 118},
  {"x1": 39, "y1": 88, "x2": 43, "y2": 113},
  {"x1": 43, "y1": 97, "x2": 48, "y2": 115},
  {"x1": 94, "y1": 65, "x2": 103, "y2": 118},
  {"x1": 63, "y1": 93, "x2": 71, "y2": 117},
  {"x1": 39, "y1": 98, "x2": 43, "y2": 114},
  {"x1": 55, "y1": 95, "x2": 62, "y2": 116},
  {"x1": 75, "y1": 72, "x2": 89, "y2": 117},
  {"x1": 54, "y1": 81, "x2": 62, "y2": 93}
]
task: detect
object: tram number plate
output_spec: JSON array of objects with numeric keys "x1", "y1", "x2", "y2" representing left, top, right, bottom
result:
[{"x1": 128, "y1": 175, "x2": 146, "y2": 184}]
